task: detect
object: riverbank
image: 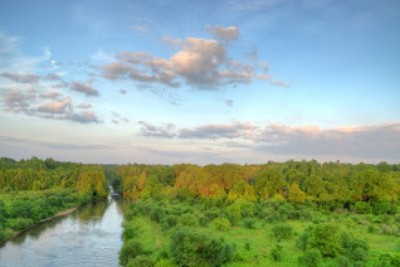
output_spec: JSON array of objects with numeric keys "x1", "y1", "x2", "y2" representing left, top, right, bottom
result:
[
  {"x1": 0, "y1": 192, "x2": 108, "y2": 245},
  {"x1": 3, "y1": 207, "x2": 78, "y2": 244}
]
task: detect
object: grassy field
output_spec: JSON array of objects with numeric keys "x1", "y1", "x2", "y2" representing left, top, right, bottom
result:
[{"x1": 119, "y1": 198, "x2": 400, "y2": 267}]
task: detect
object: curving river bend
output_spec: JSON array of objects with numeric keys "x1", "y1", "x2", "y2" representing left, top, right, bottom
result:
[{"x1": 0, "y1": 197, "x2": 125, "y2": 267}]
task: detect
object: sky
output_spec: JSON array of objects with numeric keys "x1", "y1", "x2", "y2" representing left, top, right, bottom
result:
[{"x1": 0, "y1": 0, "x2": 399, "y2": 164}]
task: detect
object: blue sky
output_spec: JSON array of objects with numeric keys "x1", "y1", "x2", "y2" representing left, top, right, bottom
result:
[{"x1": 0, "y1": 0, "x2": 399, "y2": 164}]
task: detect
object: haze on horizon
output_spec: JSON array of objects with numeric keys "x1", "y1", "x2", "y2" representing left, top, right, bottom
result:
[{"x1": 0, "y1": 0, "x2": 399, "y2": 165}]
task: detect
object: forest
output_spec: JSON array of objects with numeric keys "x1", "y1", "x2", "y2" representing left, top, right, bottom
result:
[{"x1": 1, "y1": 158, "x2": 400, "y2": 266}]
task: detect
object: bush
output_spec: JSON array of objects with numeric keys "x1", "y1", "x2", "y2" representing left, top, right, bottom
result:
[
  {"x1": 271, "y1": 243, "x2": 284, "y2": 262},
  {"x1": 374, "y1": 253, "x2": 400, "y2": 267},
  {"x1": 243, "y1": 218, "x2": 256, "y2": 229},
  {"x1": 127, "y1": 255, "x2": 155, "y2": 267},
  {"x1": 161, "y1": 215, "x2": 178, "y2": 230},
  {"x1": 298, "y1": 224, "x2": 343, "y2": 257},
  {"x1": 212, "y1": 218, "x2": 231, "y2": 231},
  {"x1": 299, "y1": 248, "x2": 322, "y2": 267},
  {"x1": 119, "y1": 240, "x2": 146, "y2": 266},
  {"x1": 123, "y1": 224, "x2": 137, "y2": 240},
  {"x1": 155, "y1": 259, "x2": 175, "y2": 267},
  {"x1": 354, "y1": 202, "x2": 372, "y2": 214},
  {"x1": 7, "y1": 217, "x2": 34, "y2": 230},
  {"x1": 179, "y1": 213, "x2": 198, "y2": 226},
  {"x1": 0, "y1": 229, "x2": 5, "y2": 243},
  {"x1": 345, "y1": 239, "x2": 369, "y2": 262},
  {"x1": 170, "y1": 229, "x2": 235, "y2": 267},
  {"x1": 150, "y1": 207, "x2": 165, "y2": 223},
  {"x1": 272, "y1": 224, "x2": 293, "y2": 241},
  {"x1": 336, "y1": 255, "x2": 352, "y2": 267}
]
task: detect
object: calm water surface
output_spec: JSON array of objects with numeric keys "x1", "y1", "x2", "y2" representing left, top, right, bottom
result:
[{"x1": 0, "y1": 198, "x2": 125, "y2": 267}]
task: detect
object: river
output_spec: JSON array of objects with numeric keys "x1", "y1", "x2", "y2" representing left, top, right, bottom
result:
[{"x1": 0, "y1": 197, "x2": 125, "y2": 267}]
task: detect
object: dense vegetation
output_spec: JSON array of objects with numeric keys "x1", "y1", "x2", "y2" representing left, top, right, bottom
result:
[
  {"x1": 0, "y1": 157, "x2": 108, "y2": 243},
  {"x1": 114, "y1": 161, "x2": 400, "y2": 266},
  {"x1": 1, "y1": 157, "x2": 400, "y2": 266}
]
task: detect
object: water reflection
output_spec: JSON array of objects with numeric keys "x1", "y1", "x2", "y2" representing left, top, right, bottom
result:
[{"x1": 0, "y1": 198, "x2": 124, "y2": 267}]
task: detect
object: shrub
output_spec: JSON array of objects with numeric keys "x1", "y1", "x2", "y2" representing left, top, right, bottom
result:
[
  {"x1": 119, "y1": 240, "x2": 146, "y2": 266},
  {"x1": 127, "y1": 255, "x2": 155, "y2": 267},
  {"x1": 243, "y1": 218, "x2": 256, "y2": 229},
  {"x1": 170, "y1": 229, "x2": 235, "y2": 267},
  {"x1": 179, "y1": 213, "x2": 198, "y2": 226},
  {"x1": 7, "y1": 217, "x2": 34, "y2": 230},
  {"x1": 123, "y1": 224, "x2": 137, "y2": 240},
  {"x1": 345, "y1": 239, "x2": 369, "y2": 262},
  {"x1": 272, "y1": 224, "x2": 293, "y2": 241},
  {"x1": 155, "y1": 259, "x2": 175, "y2": 267},
  {"x1": 299, "y1": 248, "x2": 322, "y2": 267},
  {"x1": 336, "y1": 255, "x2": 352, "y2": 267},
  {"x1": 374, "y1": 253, "x2": 400, "y2": 267},
  {"x1": 0, "y1": 229, "x2": 5, "y2": 243},
  {"x1": 161, "y1": 215, "x2": 178, "y2": 230},
  {"x1": 150, "y1": 207, "x2": 165, "y2": 223},
  {"x1": 309, "y1": 224, "x2": 342, "y2": 257},
  {"x1": 271, "y1": 243, "x2": 284, "y2": 262},
  {"x1": 212, "y1": 218, "x2": 231, "y2": 231},
  {"x1": 354, "y1": 202, "x2": 372, "y2": 214}
]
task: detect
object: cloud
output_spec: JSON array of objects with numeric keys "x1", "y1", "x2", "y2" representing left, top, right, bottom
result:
[
  {"x1": 119, "y1": 89, "x2": 127, "y2": 94},
  {"x1": 270, "y1": 80, "x2": 289, "y2": 88},
  {"x1": 1, "y1": 87, "x2": 101, "y2": 124},
  {"x1": 37, "y1": 98, "x2": 72, "y2": 114},
  {"x1": 137, "y1": 121, "x2": 258, "y2": 139},
  {"x1": 2, "y1": 88, "x2": 37, "y2": 114},
  {"x1": 70, "y1": 111, "x2": 101, "y2": 123},
  {"x1": 76, "y1": 103, "x2": 92, "y2": 109},
  {"x1": 132, "y1": 25, "x2": 149, "y2": 34},
  {"x1": 70, "y1": 81, "x2": 100, "y2": 97},
  {"x1": 179, "y1": 122, "x2": 257, "y2": 139},
  {"x1": 100, "y1": 26, "x2": 286, "y2": 90},
  {"x1": 40, "y1": 91, "x2": 62, "y2": 99},
  {"x1": 225, "y1": 99, "x2": 234, "y2": 107},
  {"x1": 135, "y1": 121, "x2": 400, "y2": 162},
  {"x1": 207, "y1": 25, "x2": 239, "y2": 42},
  {"x1": 138, "y1": 121, "x2": 177, "y2": 138},
  {"x1": 1, "y1": 72, "x2": 39, "y2": 83},
  {"x1": 0, "y1": 136, "x2": 111, "y2": 150}
]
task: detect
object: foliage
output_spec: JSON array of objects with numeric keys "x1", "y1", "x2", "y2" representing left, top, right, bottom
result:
[
  {"x1": 272, "y1": 224, "x2": 293, "y2": 241},
  {"x1": 298, "y1": 224, "x2": 343, "y2": 257},
  {"x1": 299, "y1": 248, "x2": 322, "y2": 267},
  {"x1": 212, "y1": 217, "x2": 231, "y2": 231},
  {"x1": 170, "y1": 229, "x2": 236, "y2": 267},
  {"x1": 119, "y1": 240, "x2": 146, "y2": 266},
  {"x1": 271, "y1": 243, "x2": 284, "y2": 262}
]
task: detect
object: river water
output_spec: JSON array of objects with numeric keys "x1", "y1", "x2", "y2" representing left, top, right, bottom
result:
[{"x1": 0, "y1": 197, "x2": 125, "y2": 267}]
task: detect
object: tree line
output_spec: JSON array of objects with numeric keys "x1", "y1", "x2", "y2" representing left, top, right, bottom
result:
[{"x1": 116, "y1": 160, "x2": 400, "y2": 210}]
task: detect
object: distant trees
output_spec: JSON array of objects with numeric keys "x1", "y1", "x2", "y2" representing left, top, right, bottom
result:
[{"x1": 115, "y1": 160, "x2": 400, "y2": 209}]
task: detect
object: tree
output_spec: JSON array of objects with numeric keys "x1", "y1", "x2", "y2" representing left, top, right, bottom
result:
[
  {"x1": 170, "y1": 229, "x2": 235, "y2": 267},
  {"x1": 288, "y1": 182, "x2": 306, "y2": 203}
]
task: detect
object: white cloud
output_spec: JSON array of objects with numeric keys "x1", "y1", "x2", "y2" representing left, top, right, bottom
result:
[{"x1": 100, "y1": 26, "x2": 286, "y2": 90}]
